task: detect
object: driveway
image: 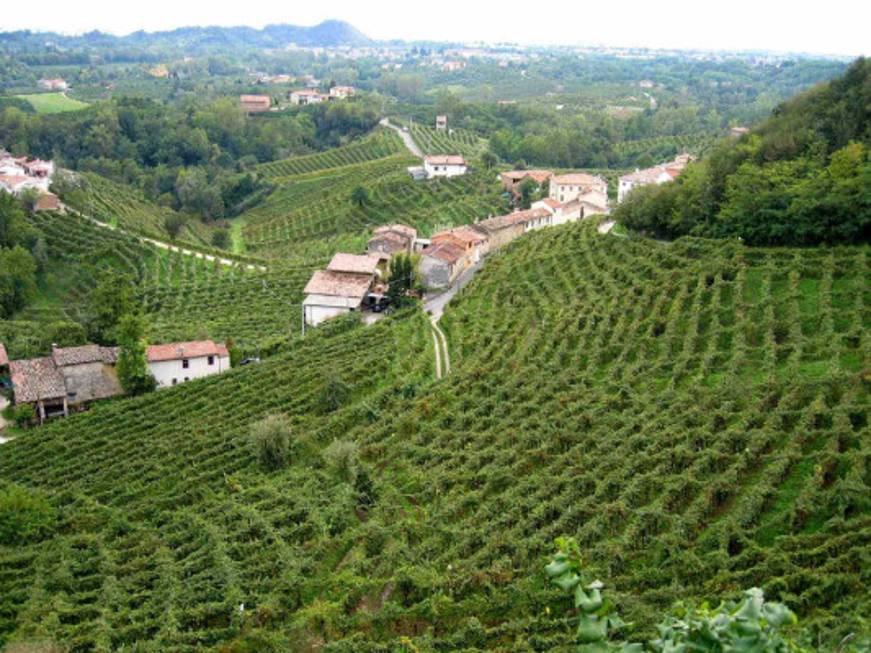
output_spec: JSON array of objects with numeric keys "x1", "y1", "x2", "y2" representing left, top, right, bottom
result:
[
  {"x1": 379, "y1": 118, "x2": 423, "y2": 159},
  {"x1": 424, "y1": 260, "x2": 482, "y2": 323}
]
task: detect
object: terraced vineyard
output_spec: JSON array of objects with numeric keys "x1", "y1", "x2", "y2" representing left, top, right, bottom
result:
[
  {"x1": 63, "y1": 173, "x2": 215, "y2": 248},
  {"x1": 242, "y1": 149, "x2": 509, "y2": 263},
  {"x1": 0, "y1": 221, "x2": 866, "y2": 650},
  {"x1": 612, "y1": 132, "x2": 717, "y2": 165},
  {"x1": 256, "y1": 129, "x2": 406, "y2": 179},
  {"x1": 410, "y1": 123, "x2": 488, "y2": 158},
  {"x1": 9, "y1": 212, "x2": 314, "y2": 356}
]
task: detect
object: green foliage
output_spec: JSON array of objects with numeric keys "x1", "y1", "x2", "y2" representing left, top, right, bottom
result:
[
  {"x1": 115, "y1": 313, "x2": 156, "y2": 396},
  {"x1": 545, "y1": 538, "x2": 835, "y2": 652},
  {"x1": 211, "y1": 228, "x2": 231, "y2": 249},
  {"x1": 163, "y1": 212, "x2": 186, "y2": 240},
  {"x1": 615, "y1": 59, "x2": 871, "y2": 245},
  {"x1": 5, "y1": 403, "x2": 36, "y2": 428},
  {"x1": 322, "y1": 439, "x2": 360, "y2": 484},
  {"x1": 351, "y1": 185, "x2": 370, "y2": 208},
  {"x1": 0, "y1": 246, "x2": 37, "y2": 318},
  {"x1": 83, "y1": 270, "x2": 134, "y2": 344},
  {"x1": 46, "y1": 321, "x2": 87, "y2": 347},
  {"x1": 387, "y1": 252, "x2": 418, "y2": 304},
  {"x1": 0, "y1": 484, "x2": 55, "y2": 545},
  {"x1": 249, "y1": 414, "x2": 294, "y2": 471}
]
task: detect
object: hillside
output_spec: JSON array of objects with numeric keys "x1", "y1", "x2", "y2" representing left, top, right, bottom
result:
[
  {"x1": 240, "y1": 128, "x2": 509, "y2": 263},
  {"x1": 0, "y1": 221, "x2": 866, "y2": 650},
  {"x1": 0, "y1": 20, "x2": 371, "y2": 53},
  {"x1": 615, "y1": 58, "x2": 871, "y2": 245}
]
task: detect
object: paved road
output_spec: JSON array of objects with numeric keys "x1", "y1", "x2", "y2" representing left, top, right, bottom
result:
[
  {"x1": 424, "y1": 260, "x2": 483, "y2": 323},
  {"x1": 379, "y1": 118, "x2": 423, "y2": 159}
]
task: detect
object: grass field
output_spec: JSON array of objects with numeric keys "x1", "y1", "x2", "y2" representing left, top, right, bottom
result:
[
  {"x1": 13, "y1": 92, "x2": 89, "y2": 114},
  {"x1": 0, "y1": 221, "x2": 866, "y2": 650}
]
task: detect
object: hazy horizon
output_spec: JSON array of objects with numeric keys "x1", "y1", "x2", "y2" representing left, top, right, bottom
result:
[{"x1": 3, "y1": 0, "x2": 869, "y2": 58}]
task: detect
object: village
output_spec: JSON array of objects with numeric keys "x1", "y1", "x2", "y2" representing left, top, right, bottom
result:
[
  {"x1": 301, "y1": 114, "x2": 692, "y2": 327},
  {"x1": 0, "y1": 113, "x2": 691, "y2": 426}
]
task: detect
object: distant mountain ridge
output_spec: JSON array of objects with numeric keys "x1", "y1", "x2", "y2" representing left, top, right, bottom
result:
[{"x1": 0, "y1": 19, "x2": 372, "y2": 51}]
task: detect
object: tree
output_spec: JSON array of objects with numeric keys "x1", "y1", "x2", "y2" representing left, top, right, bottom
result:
[
  {"x1": 115, "y1": 313, "x2": 156, "y2": 396},
  {"x1": 47, "y1": 320, "x2": 87, "y2": 347},
  {"x1": 249, "y1": 414, "x2": 294, "y2": 471},
  {"x1": 517, "y1": 177, "x2": 538, "y2": 209},
  {"x1": 386, "y1": 252, "x2": 418, "y2": 305},
  {"x1": 481, "y1": 150, "x2": 498, "y2": 170},
  {"x1": 83, "y1": 271, "x2": 133, "y2": 344},
  {"x1": 163, "y1": 213, "x2": 186, "y2": 240},
  {"x1": 0, "y1": 246, "x2": 38, "y2": 318},
  {"x1": 351, "y1": 185, "x2": 370, "y2": 208},
  {"x1": 211, "y1": 228, "x2": 230, "y2": 249},
  {"x1": 18, "y1": 188, "x2": 40, "y2": 213}
]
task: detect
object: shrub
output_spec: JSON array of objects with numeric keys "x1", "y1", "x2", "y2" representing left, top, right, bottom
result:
[
  {"x1": 0, "y1": 484, "x2": 56, "y2": 545},
  {"x1": 7, "y1": 403, "x2": 36, "y2": 428},
  {"x1": 249, "y1": 415, "x2": 293, "y2": 471},
  {"x1": 323, "y1": 439, "x2": 360, "y2": 484}
]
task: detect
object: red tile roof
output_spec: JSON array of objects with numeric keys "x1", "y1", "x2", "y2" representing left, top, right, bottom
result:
[
  {"x1": 52, "y1": 345, "x2": 117, "y2": 367},
  {"x1": 146, "y1": 340, "x2": 227, "y2": 363},
  {"x1": 9, "y1": 357, "x2": 66, "y2": 403},
  {"x1": 422, "y1": 241, "x2": 466, "y2": 265},
  {"x1": 327, "y1": 253, "x2": 381, "y2": 275},
  {"x1": 432, "y1": 226, "x2": 487, "y2": 245},
  {"x1": 501, "y1": 169, "x2": 553, "y2": 183},
  {"x1": 476, "y1": 207, "x2": 551, "y2": 231},
  {"x1": 425, "y1": 155, "x2": 467, "y2": 166},
  {"x1": 374, "y1": 223, "x2": 417, "y2": 239},
  {"x1": 551, "y1": 172, "x2": 607, "y2": 187},
  {"x1": 34, "y1": 193, "x2": 61, "y2": 211},
  {"x1": 304, "y1": 271, "x2": 373, "y2": 299}
]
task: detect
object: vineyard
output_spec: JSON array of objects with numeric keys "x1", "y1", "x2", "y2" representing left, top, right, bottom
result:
[
  {"x1": 241, "y1": 142, "x2": 509, "y2": 263},
  {"x1": 409, "y1": 124, "x2": 488, "y2": 158},
  {"x1": 0, "y1": 221, "x2": 866, "y2": 650},
  {"x1": 7, "y1": 212, "x2": 313, "y2": 357},
  {"x1": 612, "y1": 132, "x2": 718, "y2": 166},
  {"x1": 62, "y1": 173, "x2": 215, "y2": 249}
]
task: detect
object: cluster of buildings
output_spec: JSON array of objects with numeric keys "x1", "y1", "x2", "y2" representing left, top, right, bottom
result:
[
  {"x1": 0, "y1": 150, "x2": 61, "y2": 211},
  {"x1": 37, "y1": 78, "x2": 69, "y2": 91},
  {"x1": 240, "y1": 86, "x2": 357, "y2": 113},
  {"x1": 616, "y1": 153, "x2": 693, "y2": 203},
  {"x1": 0, "y1": 339, "x2": 230, "y2": 424}
]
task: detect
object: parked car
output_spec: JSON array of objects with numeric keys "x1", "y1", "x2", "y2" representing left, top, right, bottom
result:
[{"x1": 239, "y1": 357, "x2": 261, "y2": 366}]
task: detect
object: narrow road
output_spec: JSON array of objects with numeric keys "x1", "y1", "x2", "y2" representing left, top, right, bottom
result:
[
  {"x1": 422, "y1": 260, "x2": 482, "y2": 379},
  {"x1": 379, "y1": 118, "x2": 424, "y2": 159},
  {"x1": 71, "y1": 207, "x2": 268, "y2": 272}
]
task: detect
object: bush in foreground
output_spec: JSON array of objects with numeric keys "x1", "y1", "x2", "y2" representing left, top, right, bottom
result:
[
  {"x1": 249, "y1": 414, "x2": 294, "y2": 471},
  {"x1": 0, "y1": 484, "x2": 56, "y2": 545}
]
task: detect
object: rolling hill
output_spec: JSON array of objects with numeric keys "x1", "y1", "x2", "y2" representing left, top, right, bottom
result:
[{"x1": 0, "y1": 220, "x2": 866, "y2": 650}]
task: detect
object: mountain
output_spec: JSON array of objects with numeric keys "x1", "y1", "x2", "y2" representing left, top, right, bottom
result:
[
  {"x1": 0, "y1": 20, "x2": 372, "y2": 53},
  {"x1": 614, "y1": 57, "x2": 871, "y2": 245}
]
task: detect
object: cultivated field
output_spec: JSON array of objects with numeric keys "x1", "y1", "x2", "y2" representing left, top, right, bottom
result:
[{"x1": 14, "y1": 92, "x2": 89, "y2": 114}]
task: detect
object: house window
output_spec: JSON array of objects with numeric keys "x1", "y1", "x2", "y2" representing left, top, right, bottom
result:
[
  {"x1": 208, "y1": 355, "x2": 215, "y2": 366},
  {"x1": 182, "y1": 359, "x2": 189, "y2": 369},
  {"x1": 184, "y1": 377, "x2": 189, "y2": 382},
  {"x1": 172, "y1": 378, "x2": 177, "y2": 385}
]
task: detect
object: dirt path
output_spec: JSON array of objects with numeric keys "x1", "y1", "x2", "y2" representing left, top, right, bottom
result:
[
  {"x1": 68, "y1": 202, "x2": 267, "y2": 272},
  {"x1": 598, "y1": 220, "x2": 616, "y2": 234},
  {"x1": 379, "y1": 118, "x2": 423, "y2": 159},
  {"x1": 430, "y1": 319, "x2": 450, "y2": 377}
]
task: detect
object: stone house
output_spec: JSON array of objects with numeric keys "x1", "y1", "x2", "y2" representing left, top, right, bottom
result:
[{"x1": 420, "y1": 242, "x2": 468, "y2": 289}]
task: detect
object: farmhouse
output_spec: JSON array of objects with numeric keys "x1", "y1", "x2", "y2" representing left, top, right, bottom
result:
[
  {"x1": 549, "y1": 172, "x2": 608, "y2": 204},
  {"x1": 500, "y1": 169, "x2": 553, "y2": 195},
  {"x1": 435, "y1": 115, "x2": 448, "y2": 130},
  {"x1": 8, "y1": 345, "x2": 121, "y2": 423},
  {"x1": 730, "y1": 126, "x2": 750, "y2": 138},
  {"x1": 329, "y1": 86, "x2": 356, "y2": 99},
  {"x1": 303, "y1": 253, "x2": 381, "y2": 327},
  {"x1": 5, "y1": 339, "x2": 232, "y2": 422},
  {"x1": 38, "y1": 78, "x2": 69, "y2": 91},
  {"x1": 367, "y1": 224, "x2": 417, "y2": 257},
  {"x1": 617, "y1": 153, "x2": 693, "y2": 202},
  {"x1": 424, "y1": 155, "x2": 467, "y2": 179},
  {"x1": 470, "y1": 207, "x2": 552, "y2": 252},
  {"x1": 442, "y1": 61, "x2": 466, "y2": 72},
  {"x1": 290, "y1": 89, "x2": 326, "y2": 105},
  {"x1": 431, "y1": 226, "x2": 488, "y2": 264},
  {"x1": 419, "y1": 242, "x2": 468, "y2": 289},
  {"x1": 240, "y1": 95, "x2": 271, "y2": 113},
  {"x1": 147, "y1": 340, "x2": 231, "y2": 388}
]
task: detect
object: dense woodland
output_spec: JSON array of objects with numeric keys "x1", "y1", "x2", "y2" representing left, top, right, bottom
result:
[{"x1": 614, "y1": 58, "x2": 871, "y2": 245}]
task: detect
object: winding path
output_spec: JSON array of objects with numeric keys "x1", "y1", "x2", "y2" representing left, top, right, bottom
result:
[
  {"x1": 70, "y1": 205, "x2": 267, "y2": 272},
  {"x1": 379, "y1": 118, "x2": 424, "y2": 159}
]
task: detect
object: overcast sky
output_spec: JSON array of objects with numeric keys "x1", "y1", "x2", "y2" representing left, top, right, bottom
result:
[{"x1": 5, "y1": 0, "x2": 869, "y2": 57}]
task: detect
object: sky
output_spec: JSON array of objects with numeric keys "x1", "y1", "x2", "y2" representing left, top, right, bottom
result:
[{"x1": 4, "y1": 0, "x2": 869, "y2": 57}]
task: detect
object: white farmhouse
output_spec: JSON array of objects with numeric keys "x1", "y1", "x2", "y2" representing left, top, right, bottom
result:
[
  {"x1": 424, "y1": 155, "x2": 467, "y2": 179},
  {"x1": 549, "y1": 172, "x2": 608, "y2": 204},
  {"x1": 303, "y1": 253, "x2": 380, "y2": 327},
  {"x1": 147, "y1": 340, "x2": 231, "y2": 388},
  {"x1": 290, "y1": 89, "x2": 326, "y2": 105}
]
